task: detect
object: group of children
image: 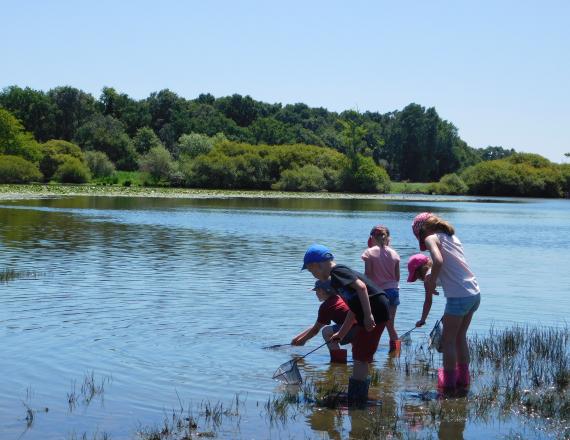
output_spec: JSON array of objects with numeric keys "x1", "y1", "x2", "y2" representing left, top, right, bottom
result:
[{"x1": 293, "y1": 212, "x2": 481, "y2": 405}]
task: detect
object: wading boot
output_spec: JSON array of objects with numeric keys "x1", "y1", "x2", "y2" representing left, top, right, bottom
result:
[
  {"x1": 347, "y1": 377, "x2": 370, "y2": 408},
  {"x1": 456, "y1": 363, "x2": 470, "y2": 387},
  {"x1": 330, "y1": 349, "x2": 347, "y2": 364},
  {"x1": 437, "y1": 368, "x2": 457, "y2": 390}
]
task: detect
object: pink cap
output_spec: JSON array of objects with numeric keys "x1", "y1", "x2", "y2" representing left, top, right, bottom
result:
[
  {"x1": 407, "y1": 253, "x2": 429, "y2": 282},
  {"x1": 412, "y1": 212, "x2": 432, "y2": 251}
]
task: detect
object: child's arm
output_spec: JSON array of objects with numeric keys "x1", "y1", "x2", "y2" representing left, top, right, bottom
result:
[
  {"x1": 352, "y1": 279, "x2": 375, "y2": 331},
  {"x1": 395, "y1": 260, "x2": 400, "y2": 282},
  {"x1": 424, "y1": 235, "x2": 442, "y2": 295},
  {"x1": 291, "y1": 322, "x2": 324, "y2": 346},
  {"x1": 416, "y1": 282, "x2": 433, "y2": 327},
  {"x1": 331, "y1": 310, "x2": 356, "y2": 341},
  {"x1": 363, "y1": 257, "x2": 374, "y2": 279}
]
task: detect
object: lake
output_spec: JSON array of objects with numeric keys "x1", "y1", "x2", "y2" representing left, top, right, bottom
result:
[{"x1": 0, "y1": 194, "x2": 568, "y2": 439}]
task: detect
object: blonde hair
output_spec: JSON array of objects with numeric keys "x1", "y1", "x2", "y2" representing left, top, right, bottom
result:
[{"x1": 423, "y1": 215, "x2": 455, "y2": 236}]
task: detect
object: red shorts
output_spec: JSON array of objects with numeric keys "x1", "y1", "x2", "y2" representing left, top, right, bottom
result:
[{"x1": 351, "y1": 323, "x2": 385, "y2": 363}]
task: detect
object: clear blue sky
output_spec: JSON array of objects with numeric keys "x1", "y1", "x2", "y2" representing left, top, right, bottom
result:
[{"x1": 1, "y1": 0, "x2": 569, "y2": 161}]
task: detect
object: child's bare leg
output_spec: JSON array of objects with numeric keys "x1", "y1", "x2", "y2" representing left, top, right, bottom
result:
[
  {"x1": 441, "y1": 314, "x2": 462, "y2": 372},
  {"x1": 352, "y1": 360, "x2": 369, "y2": 381},
  {"x1": 387, "y1": 305, "x2": 398, "y2": 340},
  {"x1": 322, "y1": 326, "x2": 341, "y2": 351},
  {"x1": 456, "y1": 310, "x2": 475, "y2": 364}
]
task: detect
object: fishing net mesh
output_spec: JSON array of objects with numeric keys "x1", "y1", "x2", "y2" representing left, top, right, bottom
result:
[{"x1": 272, "y1": 359, "x2": 302, "y2": 385}]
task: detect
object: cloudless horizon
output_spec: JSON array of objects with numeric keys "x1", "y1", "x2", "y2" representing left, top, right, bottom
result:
[{"x1": 1, "y1": 0, "x2": 569, "y2": 162}]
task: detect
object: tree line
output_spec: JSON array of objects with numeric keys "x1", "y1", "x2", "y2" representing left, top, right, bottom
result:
[{"x1": 0, "y1": 85, "x2": 516, "y2": 181}]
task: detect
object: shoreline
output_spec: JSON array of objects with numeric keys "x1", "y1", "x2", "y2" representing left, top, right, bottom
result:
[{"x1": 0, "y1": 183, "x2": 515, "y2": 202}]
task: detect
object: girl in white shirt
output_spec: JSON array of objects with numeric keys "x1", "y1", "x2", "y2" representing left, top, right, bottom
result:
[{"x1": 409, "y1": 212, "x2": 481, "y2": 390}]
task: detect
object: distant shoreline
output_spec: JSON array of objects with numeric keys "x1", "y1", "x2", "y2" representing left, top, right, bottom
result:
[{"x1": 0, "y1": 183, "x2": 523, "y2": 203}]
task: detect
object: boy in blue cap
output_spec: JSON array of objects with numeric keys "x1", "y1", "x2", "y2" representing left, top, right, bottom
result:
[
  {"x1": 291, "y1": 279, "x2": 356, "y2": 363},
  {"x1": 302, "y1": 244, "x2": 390, "y2": 406}
]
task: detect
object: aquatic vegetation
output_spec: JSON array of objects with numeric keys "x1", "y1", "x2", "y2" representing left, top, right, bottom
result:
[{"x1": 0, "y1": 267, "x2": 42, "y2": 283}]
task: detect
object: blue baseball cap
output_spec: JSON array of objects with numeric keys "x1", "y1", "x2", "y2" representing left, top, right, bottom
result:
[
  {"x1": 312, "y1": 279, "x2": 333, "y2": 292},
  {"x1": 302, "y1": 244, "x2": 334, "y2": 270}
]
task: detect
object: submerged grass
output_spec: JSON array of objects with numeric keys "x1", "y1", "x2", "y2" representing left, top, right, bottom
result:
[{"x1": 0, "y1": 267, "x2": 43, "y2": 283}]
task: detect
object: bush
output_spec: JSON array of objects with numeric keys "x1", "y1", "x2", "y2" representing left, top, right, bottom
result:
[
  {"x1": 341, "y1": 156, "x2": 391, "y2": 193},
  {"x1": 272, "y1": 165, "x2": 327, "y2": 191},
  {"x1": 0, "y1": 155, "x2": 43, "y2": 183},
  {"x1": 85, "y1": 151, "x2": 115, "y2": 178},
  {"x1": 138, "y1": 146, "x2": 177, "y2": 184},
  {"x1": 40, "y1": 139, "x2": 85, "y2": 181},
  {"x1": 177, "y1": 132, "x2": 214, "y2": 159},
  {"x1": 53, "y1": 156, "x2": 91, "y2": 183},
  {"x1": 431, "y1": 173, "x2": 468, "y2": 195}
]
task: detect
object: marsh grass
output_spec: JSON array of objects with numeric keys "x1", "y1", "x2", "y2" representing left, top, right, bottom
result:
[{"x1": 0, "y1": 268, "x2": 43, "y2": 283}]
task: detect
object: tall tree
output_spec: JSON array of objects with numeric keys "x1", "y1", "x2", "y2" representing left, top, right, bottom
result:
[{"x1": 48, "y1": 86, "x2": 98, "y2": 140}]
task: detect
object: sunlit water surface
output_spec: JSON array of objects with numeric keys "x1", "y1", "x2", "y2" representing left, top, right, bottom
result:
[{"x1": 0, "y1": 195, "x2": 568, "y2": 439}]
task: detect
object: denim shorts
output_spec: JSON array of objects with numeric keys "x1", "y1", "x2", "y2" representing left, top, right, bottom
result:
[
  {"x1": 332, "y1": 324, "x2": 358, "y2": 345},
  {"x1": 445, "y1": 294, "x2": 481, "y2": 317},
  {"x1": 383, "y1": 288, "x2": 400, "y2": 307}
]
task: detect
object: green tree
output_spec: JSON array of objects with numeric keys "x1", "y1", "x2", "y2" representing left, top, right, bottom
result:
[
  {"x1": 215, "y1": 94, "x2": 260, "y2": 127},
  {"x1": 99, "y1": 87, "x2": 151, "y2": 136},
  {"x1": 138, "y1": 146, "x2": 177, "y2": 183},
  {"x1": 48, "y1": 86, "x2": 98, "y2": 140},
  {"x1": 85, "y1": 151, "x2": 115, "y2": 178},
  {"x1": 339, "y1": 111, "x2": 368, "y2": 171},
  {"x1": 0, "y1": 86, "x2": 56, "y2": 141},
  {"x1": 74, "y1": 114, "x2": 137, "y2": 170},
  {"x1": 177, "y1": 132, "x2": 215, "y2": 159},
  {"x1": 0, "y1": 108, "x2": 42, "y2": 162},
  {"x1": 39, "y1": 140, "x2": 85, "y2": 181},
  {"x1": 133, "y1": 127, "x2": 163, "y2": 155},
  {"x1": 54, "y1": 156, "x2": 91, "y2": 183}
]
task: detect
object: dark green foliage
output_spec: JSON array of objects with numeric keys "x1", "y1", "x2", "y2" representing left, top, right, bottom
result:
[
  {"x1": 341, "y1": 155, "x2": 391, "y2": 193},
  {"x1": 74, "y1": 114, "x2": 137, "y2": 170},
  {"x1": 0, "y1": 86, "x2": 56, "y2": 141},
  {"x1": 479, "y1": 145, "x2": 516, "y2": 161},
  {"x1": 138, "y1": 146, "x2": 177, "y2": 184},
  {"x1": 273, "y1": 165, "x2": 327, "y2": 192},
  {"x1": 47, "y1": 86, "x2": 98, "y2": 140},
  {"x1": 0, "y1": 155, "x2": 42, "y2": 183},
  {"x1": 85, "y1": 151, "x2": 115, "y2": 178},
  {"x1": 99, "y1": 87, "x2": 151, "y2": 136},
  {"x1": 53, "y1": 156, "x2": 91, "y2": 183},
  {"x1": 40, "y1": 140, "x2": 85, "y2": 181},
  {"x1": 133, "y1": 127, "x2": 163, "y2": 155}
]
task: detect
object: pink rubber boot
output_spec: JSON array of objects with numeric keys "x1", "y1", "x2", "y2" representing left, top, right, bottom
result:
[
  {"x1": 456, "y1": 363, "x2": 470, "y2": 387},
  {"x1": 437, "y1": 368, "x2": 457, "y2": 389}
]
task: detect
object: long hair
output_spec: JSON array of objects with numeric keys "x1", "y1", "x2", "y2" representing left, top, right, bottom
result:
[
  {"x1": 369, "y1": 225, "x2": 391, "y2": 248},
  {"x1": 422, "y1": 215, "x2": 455, "y2": 236}
]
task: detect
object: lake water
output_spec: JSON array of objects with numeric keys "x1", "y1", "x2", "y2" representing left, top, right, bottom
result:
[{"x1": 0, "y1": 195, "x2": 568, "y2": 439}]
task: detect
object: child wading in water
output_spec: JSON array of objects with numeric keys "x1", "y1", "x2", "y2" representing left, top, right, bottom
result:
[
  {"x1": 362, "y1": 225, "x2": 401, "y2": 353},
  {"x1": 291, "y1": 279, "x2": 356, "y2": 363},
  {"x1": 302, "y1": 244, "x2": 390, "y2": 406},
  {"x1": 409, "y1": 212, "x2": 481, "y2": 390}
]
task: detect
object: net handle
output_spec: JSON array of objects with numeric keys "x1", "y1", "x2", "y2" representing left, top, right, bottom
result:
[{"x1": 297, "y1": 339, "x2": 331, "y2": 361}]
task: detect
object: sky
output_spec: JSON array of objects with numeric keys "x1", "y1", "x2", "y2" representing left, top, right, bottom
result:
[{"x1": 1, "y1": 0, "x2": 569, "y2": 162}]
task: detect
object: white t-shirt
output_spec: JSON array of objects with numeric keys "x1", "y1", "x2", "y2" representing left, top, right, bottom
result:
[{"x1": 433, "y1": 232, "x2": 480, "y2": 298}]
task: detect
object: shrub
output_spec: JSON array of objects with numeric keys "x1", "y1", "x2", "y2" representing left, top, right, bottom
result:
[
  {"x1": 133, "y1": 127, "x2": 163, "y2": 155},
  {"x1": 85, "y1": 151, "x2": 115, "y2": 178},
  {"x1": 0, "y1": 155, "x2": 43, "y2": 183},
  {"x1": 177, "y1": 133, "x2": 214, "y2": 159},
  {"x1": 53, "y1": 156, "x2": 91, "y2": 183},
  {"x1": 273, "y1": 165, "x2": 327, "y2": 191},
  {"x1": 341, "y1": 156, "x2": 391, "y2": 193},
  {"x1": 138, "y1": 146, "x2": 177, "y2": 184},
  {"x1": 40, "y1": 139, "x2": 85, "y2": 181},
  {"x1": 432, "y1": 173, "x2": 468, "y2": 195}
]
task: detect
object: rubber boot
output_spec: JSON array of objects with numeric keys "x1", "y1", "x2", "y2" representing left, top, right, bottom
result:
[
  {"x1": 389, "y1": 339, "x2": 401, "y2": 353},
  {"x1": 456, "y1": 363, "x2": 470, "y2": 387},
  {"x1": 330, "y1": 349, "x2": 347, "y2": 364},
  {"x1": 347, "y1": 377, "x2": 370, "y2": 408},
  {"x1": 437, "y1": 368, "x2": 457, "y2": 390}
]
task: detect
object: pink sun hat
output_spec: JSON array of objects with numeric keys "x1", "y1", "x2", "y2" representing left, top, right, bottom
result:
[
  {"x1": 412, "y1": 212, "x2": 433, "y2": 251},
  {"x1": 407, "y1": 254, "x2": 430, "y2": 282}
]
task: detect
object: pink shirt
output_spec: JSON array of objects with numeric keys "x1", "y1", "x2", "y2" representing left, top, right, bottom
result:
[{"x1": 361, "y1": 245, "x2": 400, "y2": 290}]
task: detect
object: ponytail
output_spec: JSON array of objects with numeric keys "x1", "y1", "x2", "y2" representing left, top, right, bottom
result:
[{"x1": 424, "y1": 215, "x2": 455, "y2": 236}]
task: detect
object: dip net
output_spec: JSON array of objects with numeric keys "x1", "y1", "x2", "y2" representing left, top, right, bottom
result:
[{"x1": 272, "y1": 359, "x2": 303, "y2": 385}]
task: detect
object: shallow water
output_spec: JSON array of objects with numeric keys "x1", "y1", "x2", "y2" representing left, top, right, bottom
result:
[{"x1": 0, "y1": 195, "x2": 568, "y2": 439}]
